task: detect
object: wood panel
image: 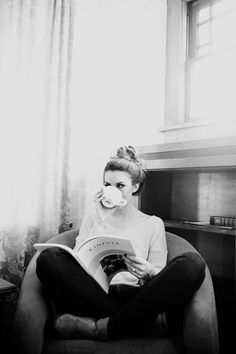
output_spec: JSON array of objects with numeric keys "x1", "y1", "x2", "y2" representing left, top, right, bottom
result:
[
  {"x1": 138, "y1": 136, "x2": 236, "y2": 156},
  {"x1": 145, "y1": 154, "x2": 236, "y2": 170},
  {"x1": 166, "y1": 227, "x2": 235, "y2": 280},
  {"x1": 170, "y1": 171, "x2": 236, "y2": 221},
  {"x1": 138, "y1": 137, "x2": 236, "y2": 284},
  {"x1": 141, "y1": 172, "x2": 173, "y2": 220}
]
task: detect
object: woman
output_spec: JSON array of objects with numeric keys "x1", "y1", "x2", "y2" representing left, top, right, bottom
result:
[{"x1": 36, "y1": 146, "x2": 205, "y2": 340}]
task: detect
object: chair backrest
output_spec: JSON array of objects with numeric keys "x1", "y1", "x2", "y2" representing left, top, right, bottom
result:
[
  {"x1": 46, "y1": 228, "x2": 79, "y2": 247},
  {"x1": 166, "y1": 232, "x2": 200, "y2": 262},
  {"x1": 47, "y1": 228, "x2": 201, "y2": 264}
]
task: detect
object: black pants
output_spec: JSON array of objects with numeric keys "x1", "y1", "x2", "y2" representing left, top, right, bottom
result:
[{"x1": 36, "y1": 248, "x2": 205, "y2": 339}]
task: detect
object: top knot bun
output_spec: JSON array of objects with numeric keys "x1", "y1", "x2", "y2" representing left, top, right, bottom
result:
[
  {"x1": 115, "y1": 146, "x2": 145, "y2": 170},
  {"x1": 116, "y1": 146, "x2": 138, "y2": 161},
  {"x1": 104, "y1": 145, "x2": 147, "y2": 196}
]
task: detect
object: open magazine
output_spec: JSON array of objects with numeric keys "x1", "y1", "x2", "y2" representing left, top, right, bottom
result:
[{"x1": 34, "y1": 236, "x2": 136, "y2": 293}]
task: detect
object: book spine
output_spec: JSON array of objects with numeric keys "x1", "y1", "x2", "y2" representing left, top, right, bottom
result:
[{"x1": 210, "y1": 216, "x2": 236, "y2": 228}]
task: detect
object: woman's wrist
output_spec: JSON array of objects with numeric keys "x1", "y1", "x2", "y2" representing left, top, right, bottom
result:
[{"x1": 144, "y1": 262, "x2": 157, "y2": 280}]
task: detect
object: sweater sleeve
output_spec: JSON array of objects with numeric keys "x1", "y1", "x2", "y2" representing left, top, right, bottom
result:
[{"x1": 147, "y1": 217, "x2": 168, "y2": 274}]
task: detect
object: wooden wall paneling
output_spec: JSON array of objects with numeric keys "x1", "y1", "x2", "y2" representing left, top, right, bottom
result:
[
  {"x1": 166, "y1": 227, "x2": 235, "y2": 280},
  {"x1": 141, "y1": 171, "x2": 173, "y2": 220},
  {"x1": 170, "y1": 171, "x2": 236, "y2": 222}
]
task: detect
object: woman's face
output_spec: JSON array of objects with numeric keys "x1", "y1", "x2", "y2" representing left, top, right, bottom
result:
[{"x1": 103, "y1": 170, "x2": 139, "y2": 204}]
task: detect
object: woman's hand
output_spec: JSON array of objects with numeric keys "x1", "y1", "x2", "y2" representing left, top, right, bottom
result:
[
  {"x1": 124, "y1": 255, "x2": 157, "y2": 279},
  {"x1": 94, "y1": 189, "x2": 117, "y2": 223}
]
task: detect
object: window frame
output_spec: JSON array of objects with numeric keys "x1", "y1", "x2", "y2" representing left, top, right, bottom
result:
[
  {"x1": 185, "y1": 0, "x2": 236, "y2": 122},
  {"x1": 162, "y1": 0, "x2": 236, "y2": 142}
]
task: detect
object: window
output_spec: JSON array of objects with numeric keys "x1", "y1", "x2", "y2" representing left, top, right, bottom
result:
[{"x1": 186, "y1": 0, "x2": 236, "y2": 122}]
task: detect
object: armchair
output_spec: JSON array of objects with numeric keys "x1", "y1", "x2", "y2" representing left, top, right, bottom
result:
[{"x1": 12, "y1": 230, "x2": 219, "y2": 354}]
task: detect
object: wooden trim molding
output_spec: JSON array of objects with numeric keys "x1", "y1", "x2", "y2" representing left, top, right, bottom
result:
[
  {"x1": 165, "y1": 0, "x2": 188, "y2": 127},
  {"x1": 137, "y1": 136, "x2": 236, "y2": 171}
]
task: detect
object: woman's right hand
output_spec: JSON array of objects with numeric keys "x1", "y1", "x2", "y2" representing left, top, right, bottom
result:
[{"x1": 94, "y1": 189, "x2": 117, "y2": 223}]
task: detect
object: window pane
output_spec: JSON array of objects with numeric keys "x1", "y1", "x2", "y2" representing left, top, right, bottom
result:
[
  {"x1": 198, "y1": 45, "x2": 210, "y2": 56},
  {"x1": 213, "y1": 0, "x2": 226, "y2": 16},
  {"x1": 198, "y1": 23, "x2": 210, "y2": 46},
  {"x1": 189, "y1": 58, "x2": 213, "y2": 120},
  {"x1": 198, "y1": 6, "x2": 210, "y2": 23},
  {"x1": 189, "y1": 50, "x2": 236, "y2": 120},
  {"x1": 188, "y1": 0, "x2": 236, "y2": 122},
  {"x1": 212, "y1": 35, "x2": 236, "y2": 53},
  {"x1": 212, "y1": 12, "x2": 236, "y2": 43},
  {"x1": 213, "y1": 0, "x2": 236, "y2": 17}
]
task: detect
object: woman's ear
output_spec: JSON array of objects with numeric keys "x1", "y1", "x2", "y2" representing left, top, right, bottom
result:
[{"x1": 132, "y1": 183, "x2": 140, "y2": 194}]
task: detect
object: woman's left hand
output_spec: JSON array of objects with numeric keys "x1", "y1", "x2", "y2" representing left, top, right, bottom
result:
[{"x1": 124, "y1": 255, "x2": 157, "y2": 279}]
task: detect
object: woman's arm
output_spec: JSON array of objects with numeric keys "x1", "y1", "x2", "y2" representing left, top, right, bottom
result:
[
  {"x1": 147, "y1": 218, "x2": 167, "y2": 273},
  {"x1": 124, "y1": 217, "x2": 167, "y2": 280}
]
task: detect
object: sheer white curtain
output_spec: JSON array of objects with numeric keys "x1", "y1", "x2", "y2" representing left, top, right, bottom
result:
[
  {"x1": 0, "y1": 0, "x2": 167, "y2": 284},
  {"x1": 0, "y1": 0, "x2": 74, "y2": 284},
  {"x1": 69, "y1": 0, "x2": 167, "y2": 227}
]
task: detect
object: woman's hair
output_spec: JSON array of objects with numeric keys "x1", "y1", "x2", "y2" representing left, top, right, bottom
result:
[{"x1": 103, "y1": 146, "x2": 147, "y2": 196}]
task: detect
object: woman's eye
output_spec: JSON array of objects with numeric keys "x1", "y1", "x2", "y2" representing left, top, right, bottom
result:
[{"x1": 117, "y1": 184, "x2": 124, "y2": 189}]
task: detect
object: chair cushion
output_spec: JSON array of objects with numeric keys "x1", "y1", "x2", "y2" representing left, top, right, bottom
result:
[{"x1": 43, "y1": 336, "x2": 184, "y2": 354}]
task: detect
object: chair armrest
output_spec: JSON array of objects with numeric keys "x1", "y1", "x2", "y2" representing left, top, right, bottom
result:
[
  {"x1": 183, "y1": 266, "x2": 219, "y2": 354},
  {"x1": 13, "y1": 254, "x2": 49, "y2": 354},
  {"x1": 12, "y1": 229, "x2": 79, "y2": 354}
]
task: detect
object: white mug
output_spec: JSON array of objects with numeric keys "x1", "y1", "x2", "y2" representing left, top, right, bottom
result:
[{"x1": 101, "y1": 186, "x2": 127, "y2": 208}]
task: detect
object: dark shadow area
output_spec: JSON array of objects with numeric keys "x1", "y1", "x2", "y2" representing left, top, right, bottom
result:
[{"x1": 213, "y1": 276, "x2": 235, "y2": 354}]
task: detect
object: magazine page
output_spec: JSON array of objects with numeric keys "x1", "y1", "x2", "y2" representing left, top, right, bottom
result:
[
  {"x1": 75, "y1": 236, "x2": 136, "y2": 289},
  {"x1": 92, "y1": 266, "x2": 110, "y2": 293},
  {"x1": 75, "y1": 236, "x2": 135, "y2": 266}
]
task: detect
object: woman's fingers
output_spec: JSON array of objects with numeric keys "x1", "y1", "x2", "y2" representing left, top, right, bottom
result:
[
  {"x1": 124, "y1": 256, "x2": 143, "y2": 275},
  {"x1": 94, "y1": 190, "x2": 103, "y2": 197},
  {"x1": 94, "y1": 190, "x2": 104, "y2": 203},
  {"x1": 125, "y1": 255, "x2": 143, "y2": 266},
  {"x1": 124, "y1": 255, "x2": 153, "y2": 279},
  {"x1": 125, "y1": 263, "x2": 140, "y2": 277}
]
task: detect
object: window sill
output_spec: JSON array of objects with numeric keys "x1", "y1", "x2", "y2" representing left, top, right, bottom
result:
[{"x1": 159, "y1": 118, "x2": 236, "y2": 132}]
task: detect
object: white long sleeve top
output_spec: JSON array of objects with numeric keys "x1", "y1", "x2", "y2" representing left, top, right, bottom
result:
[{"x1": 74, "y1": 214, "x2": 168, "y2": 287}]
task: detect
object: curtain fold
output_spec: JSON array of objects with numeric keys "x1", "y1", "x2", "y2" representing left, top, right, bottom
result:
[{"x1": 0, "y1": 0, "x2": 74, "y2": 285}]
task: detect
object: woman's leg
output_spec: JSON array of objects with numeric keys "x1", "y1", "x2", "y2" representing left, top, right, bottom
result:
[
  {"x1": 107, "y1": 252, "x2": 206, "y2": 339},
  {"x1": 36, "y1": 247, "x2": 118, "y2": 318},
  {"x1": 36, "y1": 249, "x2": 205, "y2": 340}
]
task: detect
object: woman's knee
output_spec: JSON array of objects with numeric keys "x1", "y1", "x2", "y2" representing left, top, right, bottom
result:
[
  {"x1": 178, "y1": 252, "x2": 206, "y2": 289},
  {"x1": 36, "y1": 247, "x2": 63, "y2": 279}
]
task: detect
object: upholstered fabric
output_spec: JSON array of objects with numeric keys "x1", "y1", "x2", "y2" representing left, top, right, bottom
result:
[
  {"x1": 43, "y1": 336, "x2": 183, "y2": 354},
  {"x1": 12, "y1": 230, "x2": 219, "y2": 354}
]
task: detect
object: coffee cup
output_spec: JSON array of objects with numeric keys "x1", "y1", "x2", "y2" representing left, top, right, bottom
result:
[{"x1": 101, "y1": 186, "x2": 127, "y2": 208}]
